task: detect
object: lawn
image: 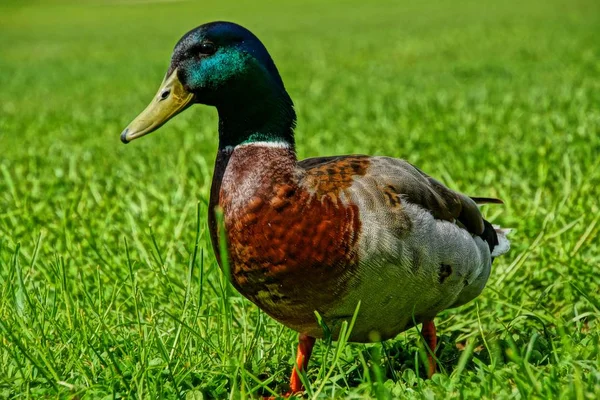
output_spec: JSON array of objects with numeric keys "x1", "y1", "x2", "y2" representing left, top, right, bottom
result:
[{"x1": 1, "y1": 0, "x2": 599, "y2": 398}]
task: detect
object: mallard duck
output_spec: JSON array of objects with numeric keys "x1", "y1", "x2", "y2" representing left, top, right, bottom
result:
[{"x1": 121, "y1": 21, "x2": 511, "y2": 395}]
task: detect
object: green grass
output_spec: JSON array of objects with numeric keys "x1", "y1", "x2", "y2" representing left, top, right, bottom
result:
[{"x1": 1, "y1": 0, "x2": 599, "y2": 398}]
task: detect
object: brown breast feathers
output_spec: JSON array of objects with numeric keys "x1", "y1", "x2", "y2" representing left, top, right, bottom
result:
[{"x1": 213, "y1": 147, "x2": 370, "y2": 328}]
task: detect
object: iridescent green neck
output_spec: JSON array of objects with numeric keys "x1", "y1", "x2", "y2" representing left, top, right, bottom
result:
[{"x1": 216, "y1": 76, "x2": 296, "y2": 149}]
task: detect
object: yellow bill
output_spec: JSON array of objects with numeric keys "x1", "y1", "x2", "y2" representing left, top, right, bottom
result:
[{"x1": 121, "y1": 68, "x2": 194, "y2": 143}]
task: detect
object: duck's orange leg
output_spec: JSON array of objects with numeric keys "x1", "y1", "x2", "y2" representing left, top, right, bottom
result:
[
  {"x1": 421, "y1": 320, "x2": 437, "y2": 378},
  {"x1": 287, "y1": 333, "x2": 316, "y2": 395}
]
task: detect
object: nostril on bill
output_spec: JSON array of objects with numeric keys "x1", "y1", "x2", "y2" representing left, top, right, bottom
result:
[{"x1": 159, "y1": 89, "x2": 171, "y2": 100}]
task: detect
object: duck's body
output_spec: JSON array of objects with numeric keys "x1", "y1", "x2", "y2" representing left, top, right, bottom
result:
[
  {"x1": 122, "y1": 21, "x2": 511, "y2": 394},
  {"x1": 211, "y1": 142, "x2": 504, "y2": 342}
]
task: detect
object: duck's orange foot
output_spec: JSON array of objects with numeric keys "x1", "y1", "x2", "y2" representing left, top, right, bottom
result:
[
  {"x1": 262, "y1": 333, "x2": 315, "y2": 399},
  {"x1": 421, "y1": 319, "x2": 437, "y2": 378},
  {"x1": 287, "y1": 333, "x2": 316, "y2": 396}
]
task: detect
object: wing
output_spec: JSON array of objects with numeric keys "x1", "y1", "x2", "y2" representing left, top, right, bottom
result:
[{"x1": 299, "y1": 155, "x2": 500, "y2": 237}]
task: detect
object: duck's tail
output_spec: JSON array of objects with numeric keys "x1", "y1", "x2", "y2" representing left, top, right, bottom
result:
[
  {"x1": 471, "y1": 196, "x2": 504, "y2": 205},
  {"x1": 480, "y1": 219, "x2": 512, "y2": 258},
  {"x1": 491, "y1": 225, "x2": 512, "y2": 257},
  {"x1": 471, "y1": 196, "x2": 512, "y2": 257}
]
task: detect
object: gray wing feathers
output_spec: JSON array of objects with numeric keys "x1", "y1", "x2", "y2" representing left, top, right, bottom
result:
[{"x1": 367, "y1": 157, "x2": 486, "y2": 235}]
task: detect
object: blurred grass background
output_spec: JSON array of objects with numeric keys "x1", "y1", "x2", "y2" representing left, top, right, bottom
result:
[{"x1": 1, "y1": 0, "x2": 599, "y2": 398}]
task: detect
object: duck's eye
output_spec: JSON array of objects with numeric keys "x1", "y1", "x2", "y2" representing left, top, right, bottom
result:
[{"x1": 199, "y1": 42, "x2": 216, "y2": 55}]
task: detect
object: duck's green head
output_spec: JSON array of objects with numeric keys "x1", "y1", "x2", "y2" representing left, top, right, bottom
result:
[{"x1": 122, "y1": 21, "x2": 296, "y2": 147}]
